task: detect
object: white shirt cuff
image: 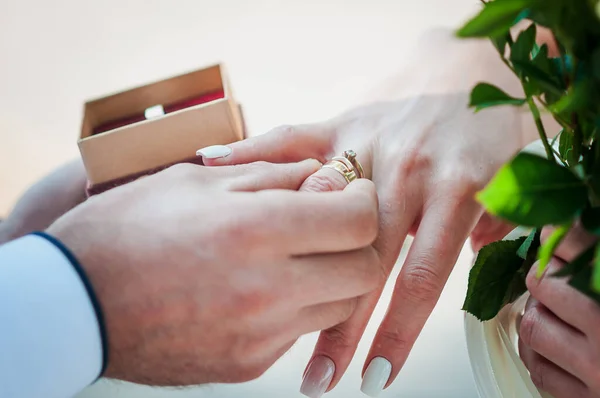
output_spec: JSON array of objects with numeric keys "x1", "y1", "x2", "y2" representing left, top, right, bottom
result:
[{"x1": 0, "y1": 234, "x2": 104, "y2": 398}]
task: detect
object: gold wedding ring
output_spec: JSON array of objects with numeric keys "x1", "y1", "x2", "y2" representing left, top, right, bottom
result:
[
  {"x1": 321, "y1": 149, "x2": 366, "y2": 184},
  {"x1": 343, "y1": 149, "x2": 365, "y2": 179}
]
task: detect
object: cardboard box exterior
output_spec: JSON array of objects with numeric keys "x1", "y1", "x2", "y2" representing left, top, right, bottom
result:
[{"x1": 79, "y1": 64, "x2": 243, "y2": 194}]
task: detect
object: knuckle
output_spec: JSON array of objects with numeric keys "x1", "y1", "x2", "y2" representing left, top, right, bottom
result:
[
  {"x1": 453, "y1": 175, "x2": 481, "y2": 201},
  {"x1": 302, "y1": 173, "x2": 343, "y2": 192},
  {"x1": 214, "y1": 215, "x2": 272, "y2": 258},
  {"x1": 398, "y1": 263, "x2": 443, "y2": 304},
  {"x1": 233, "y1": 289, "x2": 275, "y2": 319},
  {"x1": 321, "y1": 325, "x2": 356, "y2": 350},
  {"x1": 395, "y1": 147, "x2": 432, "y2": 181},
  {"x1": 377, "y1": 328, "x2": 411, "y2": 352},
  {"x1": 268, "y1": 124, "x2": 297, "y2": 139},
  {"x1": 519, "y1": 307, "x2": 541, "y2": 348},
  {"x1": 528, "y1": 357, "x2": 548, "y2": 392}
]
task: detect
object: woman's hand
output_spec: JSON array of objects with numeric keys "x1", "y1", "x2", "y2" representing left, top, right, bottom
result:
[
  {"x1": 0, "y1": 159, "x2": 88, "y2": 244},
  {"x1": 520, "y1": 225, "x2": 600, "y2": 398},
  {"x1": 200, "y1": 29, "x2": 539, "y2": 396},
  {"x1": 48, "y1": 160, "x2": 381, "y2": 386}
]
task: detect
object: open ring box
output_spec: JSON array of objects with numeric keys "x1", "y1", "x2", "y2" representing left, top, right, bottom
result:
[{"x1": 79, "y1": 64, "x2": 245, "y2": 196}]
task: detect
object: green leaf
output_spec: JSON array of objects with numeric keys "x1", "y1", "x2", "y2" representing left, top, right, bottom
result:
[
  {"x1": 568, "y1": 258, "x2": 600, "y2": 304},
  {"x1": 537, "y1": 223, "x2": 571, "y2": 277},
  {"x1": 517, "y1": 229, "x2": 539, "y2": 259},
  {"x1": 592, "y1": 48, "x2": 600, "y2": 80},
  {"x1": 462, "y1": 237, "x2": 528, "y2": 321},
  {"x1": 532, "y1": 45, "x2": 555, "y2": 79},
  {"x1": 476, "y1": 153, "x2": 587, "y2": 226},
  {"x1": 510, "y1": 229, "x2": 541, "y2": 304},
  {"x1": 492, "y1": 33, "x2": 511, "y2": 55},
  {"x1": 512, "y1": 60, "x2": 564, "y2": 96},
  {"x1": 582, "y1": 207, "x2": 600, "y2": 236},
  {"x1": 469, "y1": 83, "x2": 526, "y2": 111},
  {"x1": 457, "y1": 0, "x2": 535, "y2": 38},
  {"x1": 551, "y1": 55, "x2": 574, "y2": 85},
  {"x1": 531, "y1": 42, "x2": 540, "y2": 58},
  {"x1": 558, "y1": 129, "x2": 577, "y2": 165},
  {"x1": 510, "y1": 24, "x2": 537, "y2": 63},
  {"x1": 593, "y1": 244, "x2": 600, "y2": 292},
  {"x1": 550, "y1": 82, "x2": 590, "y2": 114}
]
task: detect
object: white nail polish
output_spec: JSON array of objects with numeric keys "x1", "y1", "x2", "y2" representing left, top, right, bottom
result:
[
  {"x1": 361, "y1": 357, "x2": 392, "y2": 397},
  {"x1": 300, "y1": 356, "x2": 335, "y2": 398},
  {"x1": 196, "y1": 145, "x2": 232, "y2": 159}
]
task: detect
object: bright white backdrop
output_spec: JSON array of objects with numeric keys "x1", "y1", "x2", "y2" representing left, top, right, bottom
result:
[{"x1": 0, "y1": 1, "x2": 482, "y2": 397}]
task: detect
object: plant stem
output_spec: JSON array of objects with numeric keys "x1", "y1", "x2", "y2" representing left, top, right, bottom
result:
[
  {"x1": 536, "y1": 96, "x2": 574, "y2": 130},
  {"x1": 527, "y1": 97, "x2": 557, "y2": 163}
]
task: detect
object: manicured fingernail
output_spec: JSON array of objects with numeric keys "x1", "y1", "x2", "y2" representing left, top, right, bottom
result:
[
  {"x1": 361, "y1": 357, "x2": 392, "y2": 397},
  {"x1": 196, "y1": 145, "x2": 232, "y2": 159},
  {"x1": 300, "y1": 356, "x2": 335, "y2": 398}
]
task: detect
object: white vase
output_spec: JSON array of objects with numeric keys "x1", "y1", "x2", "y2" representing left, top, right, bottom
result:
[
  {"x1": 464, "y1": 138, "x2": 560, "y2": 398},
  {"x1": 463, "y1": 227, "x2": 554, "y2": 398}
]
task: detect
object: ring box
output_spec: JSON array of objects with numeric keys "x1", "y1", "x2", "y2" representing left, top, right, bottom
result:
[{"x1": 79, "y1": 64, "x2": 245, "y2": 195}]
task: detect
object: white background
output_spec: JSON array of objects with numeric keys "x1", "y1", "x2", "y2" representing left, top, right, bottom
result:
[{"x1": 0, "y1": 1, "x2": 482, "y2": 397}]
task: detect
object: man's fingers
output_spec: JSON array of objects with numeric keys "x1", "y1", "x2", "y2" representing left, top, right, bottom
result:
[
  {"x1": 362, "y1": 199, "x2": 479, "y2": 392},
  {"x1": 526, "y1": 259, "x2": 600, "y2": 334},
  {"x1": 227, "y1": 159, "x2": 322, "y2": 192},
  {"x1": 198, "y1": 124, "x2": 332, "y2": 166},
  {"x1": 519, "y1": 341, "x2": 589, "y2": 398},
  {"x1": 519, "y1": 297, "x2": 588, "y2": 380},
  {"x1": 259, "y1": 179, "x2": 379, "y2": 254},
  {"x1": 290, "y1": 248, "x2": 381, "y2": 305}
]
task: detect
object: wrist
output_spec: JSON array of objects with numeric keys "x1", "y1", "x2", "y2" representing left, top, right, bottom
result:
[{"x1": 41, "y1": 226, "x2": 109, "y2": 376}]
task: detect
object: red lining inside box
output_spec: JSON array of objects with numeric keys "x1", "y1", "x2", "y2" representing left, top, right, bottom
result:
[{"x1": 91, "y1": 89, "x2": 225, "y2": 135}]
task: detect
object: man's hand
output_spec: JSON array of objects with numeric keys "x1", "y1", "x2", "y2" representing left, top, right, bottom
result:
[
  {"x1": 47, "y1": 160, "x2": 381, "y2": 386},
  {"x1": 0, "y1": 159, "x2": 87, "y2": 244},
  {"x1": 519, "y1": 225, "x2": 600, "y2": 398},
  {"x1": 200, "y1": 29, "x2": 537, "y2": 396}
]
